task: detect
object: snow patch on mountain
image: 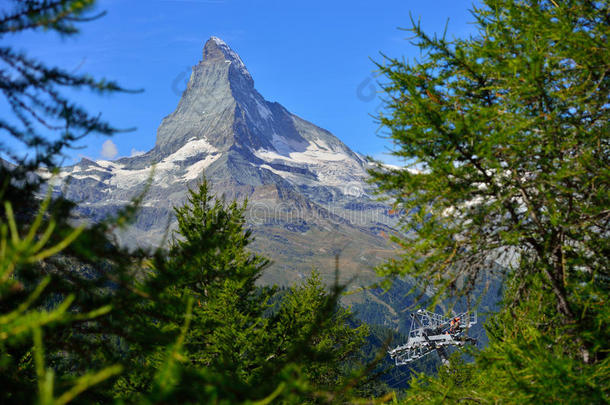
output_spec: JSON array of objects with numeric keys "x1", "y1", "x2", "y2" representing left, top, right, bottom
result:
[
  {"x1": 257, "y1": 136, "x2": 350, "y2": 164},
  {"x1": 71, "y1": 173, "x2": 103, "y2": 182},
  {"x1": 96, "y1": 160, "x2": 122, "y2": 170},
  {"x1": 184, "y1": 154, "x2": 222, "y2": 180},
  {"x1": 258, "y1": 164, "x2": 304, "y2": 183},
  {"x1": 51, "y1": 138, "x2": 221, "y2": 190},
  {"x1": 170, "y1": 137, "x2": 218, "y2": 161},
  {"x1": 106, "y1": 149, "x2": 220, "y2": 189}
]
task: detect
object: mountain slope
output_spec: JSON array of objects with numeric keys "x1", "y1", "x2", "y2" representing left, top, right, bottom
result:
[{"x1": 52, "y1": 37, "x2": 400, "y2": 288}]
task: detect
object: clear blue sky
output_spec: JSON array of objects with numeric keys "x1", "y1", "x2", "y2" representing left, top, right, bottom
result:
[{"x1": 5, "y1": 0, "x2": 478, "y2": 164}]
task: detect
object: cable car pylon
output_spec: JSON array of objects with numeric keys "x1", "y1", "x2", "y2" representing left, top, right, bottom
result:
[{"x1": 389, "y1": 309, "x2": 477, "y2": 365}]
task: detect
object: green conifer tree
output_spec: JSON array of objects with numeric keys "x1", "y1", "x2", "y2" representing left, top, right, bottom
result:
[
  {"x1": 370, "y1": 0, "x2": 609, "y2": 402},
  {"x1": 140, "y1": 180, "x2": 370, "y2": 403},
  {"x1": 0, "y1": 1, "x2": 145, "y2": 403}
]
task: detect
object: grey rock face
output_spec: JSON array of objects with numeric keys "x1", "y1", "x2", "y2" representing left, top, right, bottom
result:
[{"x1": 52, "y1": 37, "x2": 399, "y2": 286}]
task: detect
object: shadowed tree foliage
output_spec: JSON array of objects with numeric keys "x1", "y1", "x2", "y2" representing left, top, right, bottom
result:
[
  {"x1": 0, "y1": 1, "x2": 145, "y2": 403},
  {"x1": 125, "y1": 180, "x2": 371, "y2": 403},
  {"x1": 370, "y1": 0, "x2": 609, "y2": 402}
]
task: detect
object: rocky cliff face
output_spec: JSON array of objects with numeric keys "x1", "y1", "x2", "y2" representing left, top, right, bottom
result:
[{"x1": 52, "y1": 37, "x2": 399, "y2": 287}]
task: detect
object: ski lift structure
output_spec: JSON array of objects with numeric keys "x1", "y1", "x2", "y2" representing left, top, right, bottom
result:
[{"x1": 389, "y1": 309, "x2": 477, "y2": 365}]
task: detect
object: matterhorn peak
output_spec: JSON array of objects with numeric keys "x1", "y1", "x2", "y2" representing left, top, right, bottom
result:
[
  {"x1": 202, "y1": 36, "x2": 252, "y2": 82},
  {"x1": 154, "y1": 35, "x2": 359, "y2": 166},
  {"x1": 56, "y1": 37, "x2": 396, "y2": 291}
]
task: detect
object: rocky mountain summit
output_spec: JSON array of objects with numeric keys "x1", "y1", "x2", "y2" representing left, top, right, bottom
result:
[{"x1": 53, "y1": 37, "x2": 399, "y2": 287}]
